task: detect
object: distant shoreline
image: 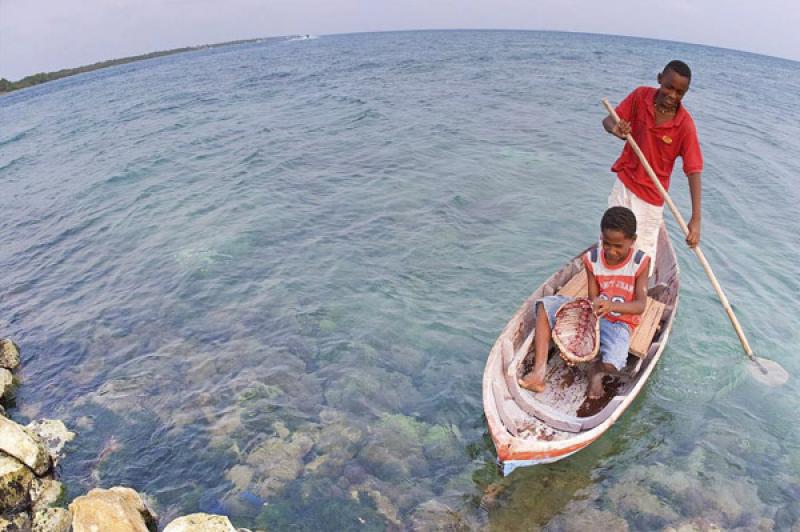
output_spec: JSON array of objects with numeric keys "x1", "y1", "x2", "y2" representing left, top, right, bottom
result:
[{"x1": 0, "y1": 37, "x2": 270, "y2": 96}]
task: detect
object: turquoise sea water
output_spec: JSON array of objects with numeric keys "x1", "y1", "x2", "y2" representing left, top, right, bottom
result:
[{"x1": 1, "y1": 30, "x2": 799, "y2": 529}]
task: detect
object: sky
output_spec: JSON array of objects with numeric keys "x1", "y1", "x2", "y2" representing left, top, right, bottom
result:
[{"x1": 1, "y1": 0, "x2": 798, "y2": 80}]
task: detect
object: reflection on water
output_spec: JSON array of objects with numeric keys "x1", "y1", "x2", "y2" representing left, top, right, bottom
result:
[{"x1": 1, "y1": 30, "x2": 799, "y2": 529}]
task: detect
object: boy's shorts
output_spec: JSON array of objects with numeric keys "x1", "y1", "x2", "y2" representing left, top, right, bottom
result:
[{"x1": 534, "y1": 295, "x2": 630, "y2": 371}]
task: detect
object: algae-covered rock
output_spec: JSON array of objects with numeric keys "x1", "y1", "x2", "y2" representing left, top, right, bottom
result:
[
  {"x1": 0, "y1": 512, "x2": 32, "y2": 530},
  {"x1": 545, "y1": 505, "x2": 629, "y2": 531},
  {"x1": 246, "y1": 431, "x2": 314, "y2": 498},
  {"x1": 303, "y1": 413, "x2": 365, "y2": 479},
  {"x1": 606, "y1": 460, "x2": 770, "y2": 530},
  {"x1": 304, "y1": 449, "x2": 347, "y2": 478},
  {"x1": 349, "y1": 483, "x2": 402, "y2": 528},
  {"x1": 410, "y1": 499, "x2": 471, "y2": 532},
  {"x1": 254, "y1": 476, "x2": 387, "y2": 531},
  {"x1": 0, "y1": 368, "x2": 16, "y2": 403},
  {"x1": 358, "y1": 413, "x2": 429, "y2": 481},
  {"x1": 314, "y1": 416, "x2": 364, "y2": 455},
  {"x1": 30, "y1": 478, "x2": 65, "y2": 511},
  {"x1": 0, "y1": 453, "x2": 34, "y2": 513},
  {"x1": 32, "y1": 507, "x2": 72, "y2": 532},
  {"x1": 225, "y1": 464, "x2": 254, "y2": 491},
  {"x1": 0, "y1": 417, "x2": 51, "y2": 476},
  {"x1": 607, "y1": 475, "x2": 679, "y2": 526},
  {"x1": 208, "y1": 407, "x2": 243, "y2": 449},
  {"x1": 26, "y1": 419, "x2": 75, "y2": 468},
  {"x1": 0, "y1": 339, "x2": 20, "y2": 370},
  {"x1": 324, "y1": 367, "x2": 422, "y2": 415},
  {"x1": 163, "y1": 513, "x2": 237, "y2": 531},
  {"x1": 237, "y1": 382, "x2": 283, "y2": 405},
  {"x1": 70, "y1": 486, "x2": 158, "y2": 532},
  {"x1": 422, "y1": 424, "x2": 463, "y2": 464},
  {"x1": 382, "y1": 343, "x2": 427, "y2": 377}
]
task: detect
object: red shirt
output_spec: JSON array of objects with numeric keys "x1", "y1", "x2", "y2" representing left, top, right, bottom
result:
[{"x1": 612, "y1": 87, "x2": 703, "y2": 206}]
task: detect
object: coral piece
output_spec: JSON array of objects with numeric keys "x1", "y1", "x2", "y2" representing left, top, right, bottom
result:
[{"x1": 552, "y1": 298, "x2": 599, "y2": 366}]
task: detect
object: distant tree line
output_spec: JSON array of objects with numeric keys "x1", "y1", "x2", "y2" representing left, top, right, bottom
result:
[{"x1": 0, "y1": 38, "x2": 265, "y2": 95}]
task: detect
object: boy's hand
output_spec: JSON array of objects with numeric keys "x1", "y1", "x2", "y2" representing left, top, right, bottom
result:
[
  {"x1": 612, "y1": 119, "x2": 631, "y2": 139},
  {"x1": 686, "y1": 217, "x2": 701, "y2": 248},
  {"x1": 593, "y1": 298, "x2": 611, "y2": 317}
]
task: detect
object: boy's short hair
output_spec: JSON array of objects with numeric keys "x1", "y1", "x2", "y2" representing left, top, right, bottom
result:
[
  {"x1": 601, "y1": 206, "x2": 637, "y2": 238},
  {"x1": 664, "y1": 60, "x2": 691, "y2": 82}
]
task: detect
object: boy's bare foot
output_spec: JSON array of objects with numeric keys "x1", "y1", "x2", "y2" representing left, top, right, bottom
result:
[
  {"x1": 519, "y1": 370, "x2": 546, "y2": 393},
  {"x1": 587, "y1": 371, "x2": 605, "y2": 400}
]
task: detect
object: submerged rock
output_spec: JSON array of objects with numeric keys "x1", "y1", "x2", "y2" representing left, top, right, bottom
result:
[
  {"x1": 32, "y1": 507, "x2": 72, "y2": 532},
  {"x1": 0, "y1": 453, "x2": 34, "y2": 513},
  {"x1": 0, "y1": 417, "x2": 51, "y2": 476},
  {"x1": 163, "y1": 513, "x2": 237, "y2": 531},
  {"x1": 323, "y1": 367, "x2": 422, "y2": 415},
  {"x1": 314, "y1": 414, "x2": 364, "y2": 455},
  {"x1": 545, "y1": 505, "x2": 629, "y2": 531},
  {"x1": 358, "y1": 414, "x2": 429, "y2": 481},
  {"x1": 607, "y1": 474, "x2": 680, "y2": 526},
  {"x1": 422, "y1": 424, "x2": 463, "y2": 464},
  {"x1": 69, "y1": 486, "x2": 157, "y2": 532},
  {"x1": 246, "y1": 430, "x2": 314, "y2": 498},
  {"x1": 662, "y1": 517, "x2": 725, "y2": 531},
  {"x1": 225, "y1": 464, "x2": 254, "y2": 492},
  {"x1": 26, "y1": 419, "x2": 75, "y2": 468},
  {"x1": 605, "y1": 460, "x2": 771, "y2": 530},
  {"x1": 350, "y1": 483, "x2": 402, "y2": 528},
  {"x1": 410, "y1": 499, "x2": 471, "y2": 532},
  {"x1": 0, "y1": 339, "x2": 20, "y2": 370}
]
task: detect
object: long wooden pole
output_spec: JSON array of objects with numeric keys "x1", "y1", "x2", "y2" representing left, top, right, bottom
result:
[{"x1": 601, "y1": 98, "x2": 762, "y2": 370}]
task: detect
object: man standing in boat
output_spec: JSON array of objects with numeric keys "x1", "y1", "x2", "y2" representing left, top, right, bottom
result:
[{"x1": 603, "y1": 60, "x2": 703, "y2": 264}]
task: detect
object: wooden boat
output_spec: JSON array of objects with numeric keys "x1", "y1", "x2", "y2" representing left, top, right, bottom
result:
[{"x1": 482, "y1": 225, "x2": 679, "y2": 475}]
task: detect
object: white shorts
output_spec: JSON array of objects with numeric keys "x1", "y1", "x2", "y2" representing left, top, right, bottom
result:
[{"x1": 607, "y1": 179, "x2": 663, "y2": 272}]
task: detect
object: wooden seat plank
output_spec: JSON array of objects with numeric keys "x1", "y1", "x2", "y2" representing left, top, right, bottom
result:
[
  {"x1": 557, "y1": 269, "x2": 588, "y2": 298},
  {"x1": 629, "y1": 298, "x2": 666, "y2": 358}
]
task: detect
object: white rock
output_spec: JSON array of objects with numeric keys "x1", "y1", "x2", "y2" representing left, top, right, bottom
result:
[
  {"x1": 70, "y1": 486, "x2": 158, "y2": 532},
  {"x1": 26, "y1": 419, "x2": 75, "y2": 467},
  {"x1": 0, "y1": 417, "x2": 51, "y2": 475},
  {"x1": 33, "y1": 507, "x2": 72, "y2": 532},
  {"x1": 163, "y1": 513, "x2": 237, "y2": 531},
  {"x1": 0, "y1": 339, "x2": 20, "y2": 370}
]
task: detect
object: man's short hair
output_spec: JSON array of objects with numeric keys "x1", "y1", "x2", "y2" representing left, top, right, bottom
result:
[
  {"x1": 664, "y1": 60, "x2": 691, "y2": 82},
  {"x1": 601, "y1": 206, "x2": 637, "y2": 238}
]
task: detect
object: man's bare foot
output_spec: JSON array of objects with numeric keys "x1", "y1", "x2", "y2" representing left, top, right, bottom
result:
[
  {"x1": 519, "y1": 370, "x2": 546, "y2": 393},
  {"x1": 587, "y1": 371, "x2": 605, "y2": 400}
]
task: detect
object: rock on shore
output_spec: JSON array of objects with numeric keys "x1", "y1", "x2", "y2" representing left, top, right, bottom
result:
[
  {"x1": 163, "y1": 513, "x2": 238, "y2": 531},
  {"x1": 0, "y1": 337, "x2": 258, "y2": 531},
  {"x1": 69, "y1": 486, "x2": 158, "y2": 532}
]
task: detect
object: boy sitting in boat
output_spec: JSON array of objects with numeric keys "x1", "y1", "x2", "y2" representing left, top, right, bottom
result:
[{"x1": 520, "y1": 206, "x2": 650, "y2": 399}]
